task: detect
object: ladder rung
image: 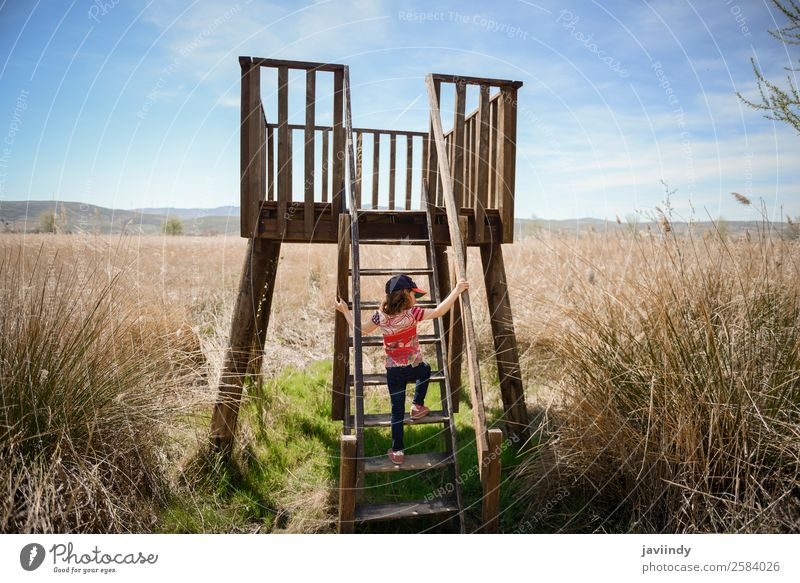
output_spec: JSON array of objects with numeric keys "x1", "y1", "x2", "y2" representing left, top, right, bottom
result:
[
  {"x1": 347, "y1": 370, "x2": 445, "y2": 386},
  {"x1": 350, "y1": 334, "x2": 440, "y2": 346},
  {"x1": 365, "y1": 452, "x2": 453, "y2": 473},
  {"x1": 347, "y1": 301, "x2": 437, "y2": 309},
  {"x1": 349, "y1": 268, "x2": 433, "y2": 276},
  {"x1": 355, "y1": 497, "x2": 459, "y2": 522},
  {"x1": 357, "y1": 238, "x2": 429, "y2": 245},
  {"x1": 348, "y1": 411, "x2": 449, "y2": 427}
]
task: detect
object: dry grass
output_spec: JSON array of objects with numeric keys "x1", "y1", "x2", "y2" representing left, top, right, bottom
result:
[{"x1": 2, "y1": 218, "x2": 797, "y2": 533}]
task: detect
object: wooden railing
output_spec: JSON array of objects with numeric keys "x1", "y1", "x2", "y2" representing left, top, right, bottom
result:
[
  {"x1": 426, "y1": 74, "x2": 521, "y2": 243},
  {"x1": 239, "y1": 58, "x2": 521, "y2": 243}
]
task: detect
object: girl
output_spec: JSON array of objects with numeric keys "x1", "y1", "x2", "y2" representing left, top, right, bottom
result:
[{"x1": 334, "y1": 274, "x2": 469, "y2": 465}]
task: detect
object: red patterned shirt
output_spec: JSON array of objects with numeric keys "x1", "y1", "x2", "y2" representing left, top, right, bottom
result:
[{"x1": 371, "y1": 307, "x2": 427, "y2": 368}]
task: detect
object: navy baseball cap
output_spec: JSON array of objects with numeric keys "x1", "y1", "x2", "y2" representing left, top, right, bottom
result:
[{"x1": 385, "y1": 274, "x2": 427, "y2": 298}]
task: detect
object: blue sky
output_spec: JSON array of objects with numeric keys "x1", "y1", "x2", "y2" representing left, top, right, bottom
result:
[{"x1": 0, "y1": 0, "x2": 797, "y2": 221}]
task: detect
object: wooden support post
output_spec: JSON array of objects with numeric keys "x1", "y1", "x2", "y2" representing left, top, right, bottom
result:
[
  {"x1": 434, "y1": 244, "x2": 460, "y2": 413},
  {"x1": 338, "y1": 434, "x2": 357, "y2": 534},
  {"x1": 447, "y1": 215, "x2": 468, "y2": 413},
  {"x1": 240, "y1": 59, "x2": 263, "y2": 238},
  {"x1": 332, "y1": 214, "x2": 350, "y2": 421},
  {"x1": 475, "y1": 84, "x2": 490, "y2": 244},
  {"x1": 332, "y1": 68, "x2": 344, "y2": 217},
  {"x1": 304, "y1": 70, "x2": 316, "y2": 239},
  {"x1": 488, "y1": 96, "x2": 498, "y2": 209},
  {"x1": 480, "y1": 428, "x2": 503, "y2": 533},
  {"x1": 245, "y1": 240, "x2": 282, "y2": 381},
  {"x1": 210, "y1": 237, "x2": 279, "y2": 454},
  {"x1": 277, "y1": 66, "x2": 289, "y2": 238},
  {"x1": 371, "y1": 133, "x2": 380, "y2": 209},
  {"x1": 497, "y1": 87, "x2": 517, "y2": 243},
  {"x1": 480, "y1": 241, "x2": 529, "y2": 443}
]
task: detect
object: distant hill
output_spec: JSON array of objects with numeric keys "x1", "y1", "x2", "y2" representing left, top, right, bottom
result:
[
  {"x1": 0, "y1": 200, "x2": 791, "y2": 239},
  {"x1": 0, "y1": 201, "x2": 239, "y2": 235}
]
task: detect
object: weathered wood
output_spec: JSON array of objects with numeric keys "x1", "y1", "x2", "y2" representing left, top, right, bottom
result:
[
  {"x1": 465, "y1": 117, "x2": 473, "y2": 209},
  {"x1": 240, "y1": 60, "x2": 263, "y2": 238},
  {"x1": 267, "y1": 122, "x2": 426, "y2": 137},
  {"x1": 332, "y1": 214, "x2": 350, "y2": 421},
  {"x1": 347, "y1": 410, "x2": 449, "y2": 427},
  {"x1": 448, "y1": 216, "x2": 468, "y2": 415},
  {"x1": 426, "y1": 79, "x2": 441, "y2": 206},
  {"x1": 277, "y1": 66, "x2": 289, "y2": 238},
  {"x1": 434, "y1": 244, "x2": 460, "y2": 413},
  {"x1": 245, "y1": 239, "x2": 282, "y2": 381},
  {"x1": 250, "y1": 56, "x2": 344, "y2": 72},
  {"x1": 267, "y1": 125, "x2": 274, "y2": 202},
  {"x1": 497, "y1": 87, "x2": 517, "y2": 243},
  {"x1": 371, "y1": 133, "x2": 380, "y2": 209},
  {"x1": 356, "y1": 132, "x2": 363, "y2": 207},
  {"x1": 405, "y1": 136, "x2": 413, "y2": 210},
  {"x1": 304, "y1": 70, "x2": 316, "y2": 238},
  {"x1": 338, "y1": 434, "x2": 357, "y2": 533},
  {"x1": 475, "y1": 84, "x2": 490, "y2": 243},
  {"x1": 430, "y1": 73, "x2": 523, "y2": 88},
  {"x1": 420, "y1": 136, "x2": 428, "y2": 202},
  {"x1": 355, "y1": 498, "x2": 459, "y2": 523},
  {"x1": 452, "y1": 81, "x2": 465, "y2": 212},
  {"x1": 365, "y1": 452, "x2": 452, "y2": 473},
  {"x1": 480, "y1": 241, "x2": 529, "y2": 443},
  {"x1": 480, "y1": 428, "x2": 503, "y2": 533},
  {"x1": 388, "y1": 134, "x2": 396, "y2": 210},
  {"x1": 321, "y1": 130, "x2": 329, "y2": 203},
  {"x1": 210, "y1": 237, "x2": 277, "y2": 454},
  {"x1": 426, "y1": 74, "x2": 490, "y2": 470},
  {"x1": 489, "y1": 96, "x2": 498, "y2": 209},
  {"x1": 332, "y1": 69, "x2": 344, "y2": 217}
]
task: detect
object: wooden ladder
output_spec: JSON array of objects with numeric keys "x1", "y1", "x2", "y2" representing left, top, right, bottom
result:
[{"x1": 337, "y1": 183, "x2": 466, "y2": 532}]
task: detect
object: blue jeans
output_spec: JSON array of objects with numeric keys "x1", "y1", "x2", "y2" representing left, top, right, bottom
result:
[{"x1": 385, "y1": 361, "x2": 431, "y2": 452}]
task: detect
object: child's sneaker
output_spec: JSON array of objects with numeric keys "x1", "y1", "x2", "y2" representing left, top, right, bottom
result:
[
  {"x1": 387, "y1": 449, "x2": 404, "y2": 465},
  {"x1": 410, "y1": 403, "x2": 430, "y2": 420}
]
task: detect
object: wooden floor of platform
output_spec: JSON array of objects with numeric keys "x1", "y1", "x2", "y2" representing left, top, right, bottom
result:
[{"x1": 254, "y1": 201, "x2": 507, "y2": 245}]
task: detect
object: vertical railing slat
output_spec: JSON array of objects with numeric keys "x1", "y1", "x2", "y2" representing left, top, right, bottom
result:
[
  {"x1": 427, "y1": 80, "x2": 441, "y2": 207},
  {"x1": 405, "y1": 136, "x2": 413, "y2": 210},
  {"x1": 372, "y1": 133, "x2": 380, "y2": 209},
  {"x1": 356, "y1": 131, "x2": 362, "y2": 208},
  {"x1": 332, "y1": 68, "x2": 344, "y2": 217},
  {"x1": 277, "y1": 66, "x2": 289, "y2": 238},
  {"x1": 267, "y1": 125, "x2": 274, "y2": 202},
  {"x1": 388, "y1": 134, "x2": 396, "y2": 210},
  {"x1": 322, "y1": 130, "x2": 329, "y2": 203},
  {"x1": 475, "y1": 84, "x2": 490, "y2": 243},
  {"x1": 452, "y1": 80, "x2": 466, "y2": 212},
  {"x1": 498, "y1": 87, "x2": 517, "y2": 243},
  {"x1": 304, "y1": 70, "x2": 316, "y2": 238},
  {"x1": 489, "y1": 96, "x2": 498, "y2": 209}
]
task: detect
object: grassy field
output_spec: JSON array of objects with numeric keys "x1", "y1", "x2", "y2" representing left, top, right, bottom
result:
[{"x1": 2, "y1": 209, "x2": 798, "y2": 533}]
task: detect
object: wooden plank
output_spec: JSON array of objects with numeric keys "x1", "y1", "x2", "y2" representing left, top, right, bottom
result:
[
  {"x1": 426, "y1": 80, "x2": 441, "y2": 207},
  {"x1": 348, "y1": 410, "x2": 449, "y2": 427},
  {"x1": 475, "y1": 84, "x2": 490, "y2": 244},
  {"x1": 321, "y1": 130, "x2": 329, "y2": 203},
  {"x1": 388, "y1": 134, "x2": 396, "y2": 210},
  {"x1": 480, "y1": 428, "x2": 503, "y2": 533},
  {"x1": 267, "y1": 122, "x2": 426, "y2": 138},
  {"x1": 240, "y1": 59, "x2": 263, "y2": 238},
  {"x1": 338, "y1": 434, "x2": 357, "y2": 533},
  {"x1": 497, "y1": 87, "x2": 517, "y2": 243},
  {"x1": 420, "y1": 136, "x2": 428, "y2": 202},
  {"x1": 480, "y1": 240, "x2": 529, "y2": 443},
  {"x1": 405, "y1": 135, "x2": 413, "y2": 210},
  {"x1": 371, "y1": 133, "x2": 380, "y2": 209},
  {"x1": 489, "y1": 96, "x2": 498, "y2": 209},
  {"x1": 210, "y1": 237, "x2": 276, "y2": 454},
  {"x1": 347, "y1": 370, "x2": 445, "y2": 385},
  {"x1": 304, "y1": 70, "x2": 316, "y2": 239},
  {"x1": 426, "y1": 74, "x2": 490, "y2": 469},
  {"x1": 434, "y1": 244, "x2": 459, "y2": 413},
  {"x1": 332, "y1": 214, "x2": 350, "y2": 421},
  {"x1": 430, "y1": 73, "x2": 523, "y2": 88},
  {"x1": 365, "y1": 452, "x2": 452, "y2": 473},
  {"x1": 332, "y1": 68, "x2": 344, "y2": 217},
  {"x1": 250, "y1": 57, "x2": 345, "y2": 72},
  {"x1": 245, "y1": 239, "x2": 282, "y2": 381},
  {"x1": 465, "y1": 117, "x2": 473, "y2": 209},
  {"x1": 452, "y1": 80, "x2": 465, "y2": 211},
  {"x1": 267, "y1": 125, "x2": 274, "y2": 202},
  {"x1": 355, "y1": 498, "x2": 459, "y2": 522},
  {"x1": 356, "y1": 132, "x2": 363, "y2": 207},
  {"x1": 277, "y1": 66, "x2": 289, "y2": 238},
  {"x1": 448, "y1": 216, "x2": 468, "y2": 416}
]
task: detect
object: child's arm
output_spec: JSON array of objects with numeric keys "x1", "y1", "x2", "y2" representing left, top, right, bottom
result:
[
  {"x1": 419, "y1": 279, "x2": 470, "y2": 320},
  {"x1": 334, "y1": 297, "x2": 380, "y2": 334}
]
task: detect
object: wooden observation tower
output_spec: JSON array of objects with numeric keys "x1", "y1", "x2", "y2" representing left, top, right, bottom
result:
[{"x1": 210, "y1": 57, "x2": 529, "y2": 533}]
